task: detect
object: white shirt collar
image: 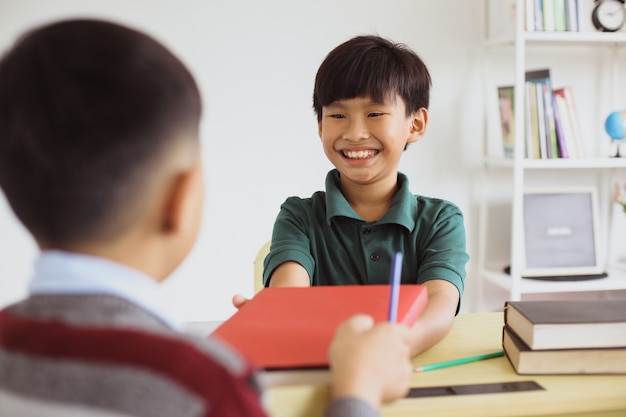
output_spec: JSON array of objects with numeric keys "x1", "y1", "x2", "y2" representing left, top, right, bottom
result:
[{"x1": 28, "y1": 250, "x2": 183, "y2": 331}]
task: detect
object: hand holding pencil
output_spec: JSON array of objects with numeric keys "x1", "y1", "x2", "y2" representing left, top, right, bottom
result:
[
  {"x1": 328, "y1": 253, "x2": 413, "y2": 408},
  {"x1": 329, "y1": 314, "x2": 413, "y2": 407}
]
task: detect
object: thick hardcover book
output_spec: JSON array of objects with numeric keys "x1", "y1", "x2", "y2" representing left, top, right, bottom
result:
[
  {"x1": 213, "y1": 285, "x2": 428, "y2": 370},
  {"x1": 504, "y1": 299, "x2": 626, "y2": 350},
  {"x1": 503, "y1": 326, "x2": 626, "y2": 374}
]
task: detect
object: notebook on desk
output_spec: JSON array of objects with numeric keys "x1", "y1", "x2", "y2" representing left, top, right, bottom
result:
[{"x1": 212, "y1": 285, "x2": 428, "y2": 370}]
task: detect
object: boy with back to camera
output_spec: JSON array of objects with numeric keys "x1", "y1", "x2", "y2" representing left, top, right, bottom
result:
[
  {"x1": 0, "y1": 20, "x2": 413, "y2": 417},
  {"x1": 235, "y1": 35, "x2": 469, "y2": 357}
]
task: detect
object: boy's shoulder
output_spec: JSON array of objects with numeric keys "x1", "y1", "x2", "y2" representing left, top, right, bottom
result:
[
  {"x1": 0, "y1": 294, "x2": 254, "y2": 374},
  {"x1": 0, "y1": 294, "x2": 264, "y2": 416},
  {"x1": 280, "y1": 191, "x2": 326, "y2": 210},
  {"x1": 414, "y1": 194, "x2": 465, "y2": 222}
]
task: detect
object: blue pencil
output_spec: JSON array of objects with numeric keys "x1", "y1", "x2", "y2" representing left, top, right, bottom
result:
[{"x1": 387, "y1": 252, "x2": 403, "y2": 323}]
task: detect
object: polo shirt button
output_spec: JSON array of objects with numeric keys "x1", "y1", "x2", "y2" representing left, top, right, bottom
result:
[
  {"x1": 363, "y1": 227, "x2": 372, "y2": 234},
  {"x1": 370, "y1": 253, "x2": 380, "y2": 261}
]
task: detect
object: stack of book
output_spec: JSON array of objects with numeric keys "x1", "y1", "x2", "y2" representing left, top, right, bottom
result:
[
  {"x1": 497, "y1": 68, "x2": 582, "y2": 159},
  {"x1": 525, "y1": 0, "x2": 580, "y2": 32},
  {"x1": 503, "y1": 299, "x2": 626, "y2": 374}
]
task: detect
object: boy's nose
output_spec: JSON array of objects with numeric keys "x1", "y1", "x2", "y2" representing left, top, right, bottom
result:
[{"x1": 342, "y1": 118, "x2": 369, "y2": 142}]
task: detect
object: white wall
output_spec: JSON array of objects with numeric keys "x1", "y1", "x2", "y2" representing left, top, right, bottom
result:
[{"x1": 0, "y1": 0, "x2": 486, "y2": 321}]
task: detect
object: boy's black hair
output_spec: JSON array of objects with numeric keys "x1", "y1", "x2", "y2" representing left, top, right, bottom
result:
[
  {"x1": 0, "y1": 19, "x2": 202, "y2": 246},
  {"x1": 313, "y1": 35, "x2": 431, "y2": 121}
]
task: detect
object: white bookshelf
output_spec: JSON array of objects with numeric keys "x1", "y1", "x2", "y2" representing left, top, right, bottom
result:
[{"x1": 479, "y1": 0, "x2": 626, "y2": 306}]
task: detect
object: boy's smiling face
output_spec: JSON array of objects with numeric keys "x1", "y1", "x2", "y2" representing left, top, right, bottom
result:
[{"x1": 318, "y1": 95, "x2": 427, "y2": 188}]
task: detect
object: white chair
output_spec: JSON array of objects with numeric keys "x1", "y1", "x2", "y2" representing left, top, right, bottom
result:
[{"x1": 254, "y1": 241, "x2": 271, "y2": 294}]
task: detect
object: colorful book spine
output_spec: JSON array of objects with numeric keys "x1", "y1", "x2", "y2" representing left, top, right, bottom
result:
[
  {"x1": 542, "y1": 84, "x2": 559, "y2": 158},
  {"x1": 553, "y1": 0, "x2": 567, "y2": 31},
  {"x1": 551, "y1": 93, "x2": 569, "y2": 158},
  {"x1": 553, "y1": 86, "x2": 583, "y2": 158},
  {"x1": 543, "y1": 0, "x2": 555, "y2": 31}
]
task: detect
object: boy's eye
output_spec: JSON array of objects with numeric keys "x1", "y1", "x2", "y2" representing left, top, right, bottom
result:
[
  {"x1": 329, "y1": 114, "x2": 345, "y2": 119},
  {"x1": 368, "y1": 112, "x2": 383, "y2": 117}
]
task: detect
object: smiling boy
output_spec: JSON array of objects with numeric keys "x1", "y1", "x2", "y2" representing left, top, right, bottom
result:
[{"x1": 257, "y1": 35, "x2": 469, "y2": 357}]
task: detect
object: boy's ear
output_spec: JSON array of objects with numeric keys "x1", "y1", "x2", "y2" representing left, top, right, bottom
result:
[
  {"x1": 162, "y1": 161, "x2": 204, "y2": 236},
  {"x1": 407, "y1": 108, "x2": 428, "y2": 144},
  {"x1": 318, "y1": 120, "x2": 323, "y2": 139}
]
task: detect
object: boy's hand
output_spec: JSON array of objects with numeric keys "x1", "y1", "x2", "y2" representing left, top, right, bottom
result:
[
  {"x1": 231, "y1": 294, "x2": 250, "y2": 309},
  {"x1": 328, "y1": 314, "x2": 412, "y2": 409}
]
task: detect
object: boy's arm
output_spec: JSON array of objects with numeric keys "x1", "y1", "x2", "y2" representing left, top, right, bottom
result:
[
  {"x1": 232, "y1": 261, "x2": 308, "y2": 309},
  {"x1": 407, "y1": 279, "x2": 459, "y2": 357},
  {"x1": 268, "y1": 261, "x2": 309, "y2": 287}
]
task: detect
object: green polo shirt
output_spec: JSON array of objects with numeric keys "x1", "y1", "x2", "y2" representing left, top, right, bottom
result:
[{"x1": 263, "y1": 169, "x2": 468, "y2": 305}]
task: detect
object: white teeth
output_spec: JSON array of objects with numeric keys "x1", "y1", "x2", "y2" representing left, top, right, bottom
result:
[{"x1": 343, "y1": 150, "x2": 377, "y2": 159}]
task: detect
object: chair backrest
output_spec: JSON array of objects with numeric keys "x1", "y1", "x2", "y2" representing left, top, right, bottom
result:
[{"x1": 254, "y1": 241, "x2": 271, "y2": 294}]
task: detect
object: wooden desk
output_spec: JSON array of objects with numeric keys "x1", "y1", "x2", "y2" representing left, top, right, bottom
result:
[{"x1": 263, "y1": 312, "x2": 626, "y2": 417}]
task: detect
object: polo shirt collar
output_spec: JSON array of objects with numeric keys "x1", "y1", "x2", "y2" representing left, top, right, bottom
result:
[{"x1": 325, "y1": 169, "x2": 417, "y2": 232}]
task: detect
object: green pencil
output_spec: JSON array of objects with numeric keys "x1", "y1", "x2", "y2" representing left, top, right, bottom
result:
[{"x1": 413, "y1": 350, "x2": 505, "y2": 373}]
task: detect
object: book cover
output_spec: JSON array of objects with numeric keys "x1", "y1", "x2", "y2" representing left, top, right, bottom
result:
[
  {"x1": 566, "y1": 0, "x2": 579, "y2": 31},
  {"x1": 541, "y1": 83, "x2": 559, "y2": 158},
  {"x1": 504, "y1": 299, "x2": 626, "y2": 350},
  {"x1": 524, "y1": 83, "x2": 535, "y2": 158},
  {"x1": 553, "y1": 93, "x2": 578, "y2": 158},
  {"x1": 497, "y1": 86, "x2": 515, "y2": 158},
  {"x1": 554, "y1": 86, "x2": 583, "y2": 157},
  {"x1": 213, "y1": 285, "x2": 428, "y2": 369},
  {"x1": 535, "y1": 82, "x2": 548, "y2": 158},
  {"x1": 543, "y1": 0, "x2": 555, "y2": 31},
  {"x1": 527, "y1": 82, "x2": 541, "y2": 158},
  {"x1": 553, "y1": 0, "x2": 567, "y2": 31},
  {"x1": 551, "y1": 92, "x2": 569, "y2": 157},
  {"x1": 534, "y1": 0, "x2": 545, "y2": 31},
  {"x1": 503, "y1": 326, "x2": 626, "y2": 374}
]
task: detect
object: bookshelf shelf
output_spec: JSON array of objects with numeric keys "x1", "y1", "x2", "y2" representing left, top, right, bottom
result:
[
  {"x1": 481, "y1": 265, "x2": 626, "y2": 295},
  {"x1": 485, "y1": 156, "x2": 626, "y2": 169},
  {"x1": 479, "y1": 0, "x2": 626, "y2": 308},
  {"x1": 485, "y1": 32, "x2": 626, "y2": 48}
]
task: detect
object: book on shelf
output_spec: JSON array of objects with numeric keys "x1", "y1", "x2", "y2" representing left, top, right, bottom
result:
[
  {"x1": 213, "y1": 285, "x2": 428, "y2": 370},
  {"x1": 504, "y1": 299, "x2": 626, "y2": 350},
  {"x1": 525, "y1": 69, "x2": 557, "y2": 159},
  {"x1": 554, "y1": 86, "x2": 583, "y2": 157},
  {"x1": 551, "y1": 91, "x2": 569, "y2": 158},
  {"x1": 503, "y1": 325, "x2": 626, "y2": 374},
  {"x1": 543, "y1": 0, "x2": 556, "y2": 32},
  {"x1": 525, "y1": 82, "x2": 541, "y2": 158},
  {"x1": 565, "y1": 0, "x2": 579, "y2": 31},
  {"x1": 516, "y1": 68, "x2": 582, "y2": 160},
  {"x1": 533, "y1": 0, "x2": 544, "y2": 31},
  {"x1": 553, "y1": 0, "x2": 567, "y2": 31},
  {"x1": 497, "y1": 86, "x2": 515, "y2": 158},
  {"x1": 525, "y1": 0, "x2": 579, "y2": 32},
  {"x1": 541, "y1": 83, "x2": 559, "y2": 158}
]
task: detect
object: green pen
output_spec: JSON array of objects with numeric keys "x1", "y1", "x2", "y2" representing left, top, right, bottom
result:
[{"x1": 413, "y1": 350, "x2": 505, "y2": 373}]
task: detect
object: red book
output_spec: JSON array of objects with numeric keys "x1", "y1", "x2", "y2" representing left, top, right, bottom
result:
[{"x1": 213, "y1": 285, "x2": 428, "y2": 370}]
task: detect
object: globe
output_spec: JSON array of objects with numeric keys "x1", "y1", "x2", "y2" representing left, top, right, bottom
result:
[{"x1": 605, "y1": 111, "x2": 626, "y2": 141}]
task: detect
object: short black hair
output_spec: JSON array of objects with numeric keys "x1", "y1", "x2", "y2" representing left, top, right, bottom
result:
[
  {"x1": 0, "y1": 19, "x2": 202, "y2": 246},
  {"x1": 313, "y1": 35, "x2": 431, "y2": 121}
]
